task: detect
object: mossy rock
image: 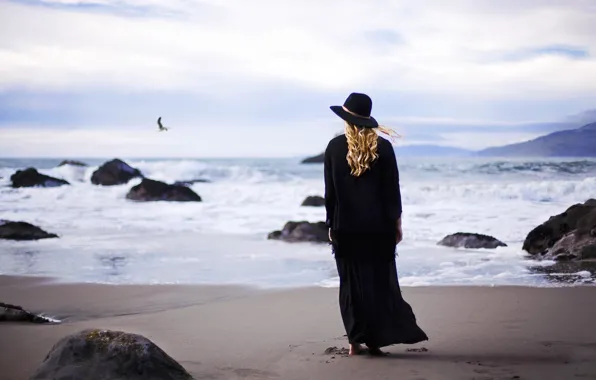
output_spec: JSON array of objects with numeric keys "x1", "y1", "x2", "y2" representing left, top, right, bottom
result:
[{"x1": 30, "y1": 329, "x2": 194, "y2": 380}]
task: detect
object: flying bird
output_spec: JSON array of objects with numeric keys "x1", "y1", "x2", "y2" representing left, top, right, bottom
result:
[{"x1": 157, "y1": 117, "x2": 169, "y2": 132}]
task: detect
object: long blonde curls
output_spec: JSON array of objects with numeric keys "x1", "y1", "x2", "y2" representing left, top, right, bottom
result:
[{"x1": 345, "y1": 122, "x2": 401, "y2": 177}]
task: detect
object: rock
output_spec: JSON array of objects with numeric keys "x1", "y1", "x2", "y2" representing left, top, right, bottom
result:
[
  {"x1": 301, "y1": 153, "x2": 324, "y2": 164},
  {"x1": 57, "y1": 160, "x2": 87, "y2": 167},
  {"x1": 0, "y1": 302, "x2": 53, "y2": 323},
  {"x1": 173, "y1": 179, "x2": 211, "y2": 186},
  {"x1": 29, "y1": 329, "x2": 193, "y2": 380},
  {"x1": 528, "y1": 260, "x2": 596, "y2": 284},
  {"x1": 437, "y1": 232, "x2": 507, "y2": 249},
  {"x1": 10, "y1": 168, "x2": 69, "y2": 188},
  {"x1": 126, "y1": 178, "x2": 202, "y2": 202},
  {"x1": 301, "y1": 195, "x2": 325, "y2": 207},
  {"x1": 0, "y1": 220, "x2": 58, "y2": 240},
  {"x1": 523, "y1": 199, "x2": 596, "y2": 261},
  {"x1": 268, "y1": 221, "x2": 329, "y2": 243},
  {"x1": 91, "y1": 159, "x2": 143, "y2": 186}
]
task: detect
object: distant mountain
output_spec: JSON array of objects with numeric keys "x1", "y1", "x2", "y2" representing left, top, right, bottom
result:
[
  {"x1": 477, "y1": 122, "x2": 596, "y2": 157},
  {"x1": 301, "y1": 144, "x2": 470, "y2": 163},
  {"x1": 395, "y1": 145, "x2": 471, "y2": 157},
  {"x1": 302, "y1": 152, "x2": 324, "y2": 163}
]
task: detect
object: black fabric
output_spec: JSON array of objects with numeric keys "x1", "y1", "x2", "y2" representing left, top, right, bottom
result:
[
  {"x1": 335, "y1": 251, "x2": 429, "y2": 347},
  {"x1": 325, "y1": 133, "x2": 427, "y2": 348},
  {"x1": 330, "y1": 231, "x2": 397, "y2": 259},
  {"x1": 329, "y1": 93, "x2": 379, "y2": 128},
  {"x1": 324, "y1": 134, "x2": 402, "y2": 233}
]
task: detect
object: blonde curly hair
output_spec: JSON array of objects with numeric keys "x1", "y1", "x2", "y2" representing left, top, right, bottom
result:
[{"x1": 345, "y1": 122, "x2": 400, "y2": 177}]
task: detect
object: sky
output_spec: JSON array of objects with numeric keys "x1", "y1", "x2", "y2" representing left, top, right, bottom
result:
[{"x1": 1, "y1": 0, "x2": 596, "y2": 158}]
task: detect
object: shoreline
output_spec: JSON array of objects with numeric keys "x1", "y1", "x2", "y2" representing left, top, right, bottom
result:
[{"x1": 2, "y1": 276, "x2": 596, "y2": 379}]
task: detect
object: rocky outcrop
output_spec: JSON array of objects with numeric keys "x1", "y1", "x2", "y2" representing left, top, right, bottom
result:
[
  {"x1": 0, "y1": 220, "x2": 58, "y2": 240},
  {"x1": 0, "y1": 303, "x2": 55, "y2": 323},
  {"x1": 30, "y1": 329, "x2": 193, "y2": 380},
  {"x1": 268, "y1": 221, "x2": 329, "y2": 243},
  {"x1": 301, "y1": 153, "x2": 324, "y2": 164},
  {"x1": 91, "y1": 159, "x2": 143, "y2": 186},
  {"x1": 523, "y1": 199, "x2": 596, "y2": 261},
  {"x1": 57, "y1": 160, "x2": 87, "y2": 167},
  {"x1": 126, "y1": 178, "x2": 202, "y2": 202},
  {"x1": 10, "y1": 168, "x2": 69, "y2": 188},
  {"x1": 301, "y1": 195, "x2": 325, "y2": 207},
  {"x1": 437, "y1": 232, "x2": 507, "y2": 249}
]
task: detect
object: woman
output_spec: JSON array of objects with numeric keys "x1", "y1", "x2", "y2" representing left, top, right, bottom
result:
[{"x1": 324, "y1": 92, "x2": 428, "y2": 356}]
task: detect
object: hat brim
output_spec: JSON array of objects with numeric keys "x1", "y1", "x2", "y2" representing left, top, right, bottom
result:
[{"x1": 330, "y1": 105, "x2": 378, "y2": 128}]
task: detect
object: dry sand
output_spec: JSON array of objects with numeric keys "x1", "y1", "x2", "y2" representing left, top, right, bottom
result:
[{"x1": 1, "y1": 276, "x2": 596, "y2": 380}]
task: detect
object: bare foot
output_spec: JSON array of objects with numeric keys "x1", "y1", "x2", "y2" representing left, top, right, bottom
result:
[
  {"x1": 366, "y1": 346, "x2": 387, "y2": 356},
  {"x1": 349, "y1": 343, "x2": 364, "y2": 356}
]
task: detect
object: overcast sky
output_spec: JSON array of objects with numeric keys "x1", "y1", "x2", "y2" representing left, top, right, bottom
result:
[{"x1": 1, "y1": 0, "x2": 595, "y2": 157}]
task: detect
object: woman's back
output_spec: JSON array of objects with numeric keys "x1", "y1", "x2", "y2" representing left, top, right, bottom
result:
[
  {"x1": 324, "y1": 133, "x2": 402, "y2": 233},
  {"x1": 325, "y1": 92, "x2": 428, "y2": 354}
]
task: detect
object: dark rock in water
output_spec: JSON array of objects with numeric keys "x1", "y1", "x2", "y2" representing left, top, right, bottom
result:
[
  {"x1": 268, "y1": 221, "x2": 329, "y2": 243},
  {"x1": 0, "y1": 302, "x2": 54, "y2": 323},
  {"x1": 126, "y1": 178, "x2": 202, "y2": 202},
  {"x1": 173, "y1": 179, "x2": 211, "y2": 186},
  {"x1": 268, "y1": 230, "x2": 282, "y2": 239},
  {"x1": 30, "y1": 329, "x2": 193, "y2": 380},
  {"x1": 0, "y1": 220, "x2": 58, "y2": 240},
  {"x1": 91, "y1": 158, "x2": 143, "y2": 186},
  {"x1": 301, "y1": 195, "x2": 325, "y2": 207},
  {"x1": 437, "y1": 232, "x2": 507, "y2": 249},
  {"x1": 10, "y1": 168, "x2": 69, "y2": 188},
  {"x1": 57, "y1": 160, "x2": 88, "y2": 167},
  {"x1": 529, "y1": 261, "x2": 596, "y2": 284},
  {"x1": 523, "y1": 199, "x2": 596, "y2": 261},
  {"x1": 301, "y1": 153, "x2": 324, "y2": 164}
]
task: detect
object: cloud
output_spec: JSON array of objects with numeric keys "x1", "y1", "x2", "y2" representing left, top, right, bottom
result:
[
  {"x1": 1, "y1": 0, "x2": 596, "y2": 157},
  {"x1": 1, "y1": 0, "x2": 596, "y2": 99}
]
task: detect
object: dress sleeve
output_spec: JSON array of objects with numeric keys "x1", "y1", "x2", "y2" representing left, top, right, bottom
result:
[
  {"x1": 382, "y1": 144, "x2": 403, "y2": 221},
  {"x1": 324, "y1": 144, "x2": 336, "y2": 229}
]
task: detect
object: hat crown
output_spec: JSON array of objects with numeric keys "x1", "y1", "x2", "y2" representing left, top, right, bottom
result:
[{"x1": 343, "y1": 93, "x2": 372, "y2": 118}]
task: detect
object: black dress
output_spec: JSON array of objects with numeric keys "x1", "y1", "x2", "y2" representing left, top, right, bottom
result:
[{"x1": 324, "y1": 134, "x2": 428, "y2": 348}]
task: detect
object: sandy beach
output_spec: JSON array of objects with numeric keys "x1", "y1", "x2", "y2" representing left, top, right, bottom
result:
[{"x1": 1, "y1": 276, "x2": 596, "y2": 380}]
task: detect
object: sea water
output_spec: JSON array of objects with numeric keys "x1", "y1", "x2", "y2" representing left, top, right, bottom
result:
[{"x1": 1, "y1": 157, "x2": 595, "y2": 287}]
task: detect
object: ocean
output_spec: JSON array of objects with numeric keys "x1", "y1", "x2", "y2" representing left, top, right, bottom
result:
[{"x1": 1, "y1": 156, "x2": 595, "y2": 288}]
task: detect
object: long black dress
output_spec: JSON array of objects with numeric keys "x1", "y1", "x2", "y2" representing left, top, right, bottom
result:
[{"x1": 324, "y1": 134, "x2": 428, "y2": 348}]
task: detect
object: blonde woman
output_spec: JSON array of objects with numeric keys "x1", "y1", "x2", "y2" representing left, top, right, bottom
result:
[{"x1": 324, "y1": 93, "x2": 428, "y2": 356}]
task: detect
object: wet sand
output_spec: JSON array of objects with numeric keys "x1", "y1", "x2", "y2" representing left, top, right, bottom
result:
[{"x1": 1, "y1": 276, "x2": 596, "y2": 380}]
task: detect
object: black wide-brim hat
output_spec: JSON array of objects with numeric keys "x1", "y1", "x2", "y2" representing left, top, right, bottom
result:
[{"x1": 330, "y1": 92, "x2": 378, "y2": 128}]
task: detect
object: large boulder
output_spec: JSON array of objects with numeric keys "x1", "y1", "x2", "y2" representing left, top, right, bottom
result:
[
  {"x1": 10, "y1": 168, "x2": 69, "y2": 188},
  {"x1": 437, "y1": 232, "x2": 507, "y2": 249},
  {"x1": 268, "y1": 221, "x2": 329, "y2": 243},
  {"x1": 57, "y1": 160, "x2": 87, "y2": 167},
  {"x1": 30, "y1": 329, "x2": 193, "y2": 380},
  {"x1": 301, "y1": 195, "x2": 325, "y2": 207},
  {"x1": 523, "y1": 199, "x2": 596, "y2": 261},
  {"x1": 0, "y1": 302, "x2": 54, "y2": 323},
  {"x1": 301, "y1": 153, "x2": 324, "y2": 164},
  {"x1": 0, "y1": 220, "x2": 58, "y2": 240},
  {"x1": 126, "y1": 178, "x2": 202, "y2": 202},
  {"x1": 91, "y1": 159, "x2": 143, "y2": 186}
]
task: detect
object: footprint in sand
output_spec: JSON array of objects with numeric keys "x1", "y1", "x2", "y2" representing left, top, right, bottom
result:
[{"x1": 324, "y1": 346, "x2": 350, "y2": 357}]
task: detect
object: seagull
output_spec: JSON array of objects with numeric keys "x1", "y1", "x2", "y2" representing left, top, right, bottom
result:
[{"x1": 157, "y1": 117, "x2": 169, "y2": 132}]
